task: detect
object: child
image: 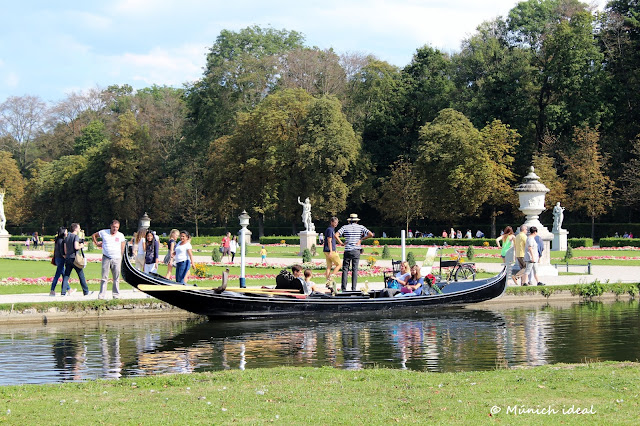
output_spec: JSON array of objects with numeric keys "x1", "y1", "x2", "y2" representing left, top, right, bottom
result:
[
  {"x1": 304, "y1": 268, "x2": 329, "y2": 295},
  {"x1": 260, "y1": 246, "x2": 267, "y2": 265}
]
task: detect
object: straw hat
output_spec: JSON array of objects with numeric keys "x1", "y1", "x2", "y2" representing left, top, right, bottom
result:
[{"x1": 347, "y1": 213, "x2": 360, "y2": 222}]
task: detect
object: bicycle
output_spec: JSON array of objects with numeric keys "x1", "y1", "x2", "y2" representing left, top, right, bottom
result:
[{"x1": 435, "y1": 248, "x2": 476, "y2": 282}]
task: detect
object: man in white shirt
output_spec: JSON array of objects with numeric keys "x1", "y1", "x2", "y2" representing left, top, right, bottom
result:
[
  {"x1": 523, "y1": 226, "x2": 539, "y2": 287},
  {"x1": 92, "y1": 220, "x2": 126, "y2": 299}
]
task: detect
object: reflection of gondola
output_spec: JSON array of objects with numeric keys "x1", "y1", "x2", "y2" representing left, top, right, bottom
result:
[{"x1": 121, "y1": 249, "x2": 506, "y2": 319}]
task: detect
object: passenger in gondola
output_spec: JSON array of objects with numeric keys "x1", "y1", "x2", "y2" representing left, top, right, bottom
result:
[
  {"x1": 303, "y1": 269, "x2": 330, "y2": 294},
  {"x1": 380, "y1": 261, "x2": 410, "y2": 297},
  {"x1": 394, "y1": 265, "x2": 424, "y2": 297},
  {"x1": 291, "y1": 264, "x2": 310, "y2": 294}
]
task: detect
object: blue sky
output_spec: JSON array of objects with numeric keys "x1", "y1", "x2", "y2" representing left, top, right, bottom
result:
[{"x1": 1, "y1": 0, "x2": 604, "y2": 104}]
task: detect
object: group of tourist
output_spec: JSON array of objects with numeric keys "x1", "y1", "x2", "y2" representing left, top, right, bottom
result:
[
  {"x1": 495, "y1": 224, "x2": 545, "y2": 287},
  {"x1": 441, "y1": 229, "x2": 474, "y2": 239},
  {"x1": 132, "y1": 228, "x2": 195, "y2": 284},
  {"x1": 50, "y1": 219, "x2": 202, "y2": 298},
  {"x1": 50, "y1": 220, "x2": 125, "y2": 298}
]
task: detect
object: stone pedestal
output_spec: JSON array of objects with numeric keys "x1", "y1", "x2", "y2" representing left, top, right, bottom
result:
[
  {"x1": 0, "y1": 234, "x2": 10, "y2": 256},
  {"x1": 299, "y1": 231, "x2": 318, "y2": 255},
  {"x1": 552, "y1": 229, "x2": 569, "y2": 251}
]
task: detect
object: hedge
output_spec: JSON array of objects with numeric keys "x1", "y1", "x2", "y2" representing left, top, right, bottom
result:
[
  {"x1": 567, "y1": 238, "x2": 593, "y2": 248},
  {"x1": 599, "y1": 238, "x2": 640, "y2": 248},
  {"x1": 260, "y1": 236, "x2": 497, "y2": 247}
]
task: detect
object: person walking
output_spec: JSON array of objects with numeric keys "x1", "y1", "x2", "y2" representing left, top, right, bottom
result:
[
  {"x1": 92, "y1": 220, "x2": 126, "y2": 300},
  {"x1": 323, "y1": 216, "x2": 343, "y2": 282},
  {"x1": 174, "y1": 230, "x2": 194, "y2": 284},
  {"x1": 512, "y1": 225, "x2": 528, "y2": 286},
  {"x1": 61, "y1": 223, "x2": 90, "y2": 296},
  {"x1": 229, "y1": 235, "x2": 238, "y2": 263},
  {"x1": 50, "y1": 227, "x2": 67, "y2": 296},
  {"x1": 523, "y1": 226, "x2": 540, "y2": 287},
  {"x1": 496, "y1": 226, "x2": 516, "y2": 284},
  {"x1": 143, "y1": 229, "x2": 160, "y2": 274},
  {"x1": 221, "y1": 232, "x2": 231, "y2": 262},
  {"x1": 336, "y1": 214, "x2": 373, "y2": 291},
  {"x1": 164, "y1": 229, "x2": 179, "y2": 279}
]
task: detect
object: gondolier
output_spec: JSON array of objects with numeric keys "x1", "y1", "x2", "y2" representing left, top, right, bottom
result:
[{"x1": 336, "y1": 213, "x2": 373, "y2": 292}]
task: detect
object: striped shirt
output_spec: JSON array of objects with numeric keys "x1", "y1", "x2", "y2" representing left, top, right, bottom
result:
[{"x1": 337, "y1": 223, "x2": 371, "y2": 252}]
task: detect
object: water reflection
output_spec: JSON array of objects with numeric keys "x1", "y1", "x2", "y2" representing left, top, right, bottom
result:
[{"x1": 0, "y1": 301, "x2": 638, "y2": 385}]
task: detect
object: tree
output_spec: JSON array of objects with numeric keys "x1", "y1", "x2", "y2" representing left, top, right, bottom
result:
[
  {"x1": 562, "y1": 127, "x2": 616, "y2": 239},
  {"x1": 279, "y1": 48, "x2": 347, "y2": 97},
  {"x1": 0, "y1": 95, "x2": 48, "y2": 170},
  {"x1": 507, "y1": 0, "x2": 604, "y2": 147},
  {"x1": 0, "y1": 151, "x2": 26, "y2": 225},
  {"x1": 185, "y1": 26, "x2": 305, "y2": 162},
  {"x1": 74, "y1": 120, "x2": 108, "y2": 154},
  {"x1": 415, "y1": 109, "x2": 493, "y2": 221},
  {"x1": 479, "y1": 120, "x2": 520, "y2": 237},
  {"x1": 620, "y1": 134, "x2": 640, "y2": 215},
  {"x1": 375, "y1": 158, "x2": 423, "y2": 233}
]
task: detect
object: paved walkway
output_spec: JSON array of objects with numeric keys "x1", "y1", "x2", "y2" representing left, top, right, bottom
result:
[{"x1": 2, "y1": 250, "x2": 637, "y2": 305}]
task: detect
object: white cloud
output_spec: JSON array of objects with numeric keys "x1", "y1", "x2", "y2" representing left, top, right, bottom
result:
[{"x1": 102, "y1": 43, "x2": 205, "y2": 87}]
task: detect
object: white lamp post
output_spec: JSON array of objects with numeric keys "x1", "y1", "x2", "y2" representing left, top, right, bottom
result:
[
  {"x1": 139, "y1": 212, "x2": 151, "y2": 231},
  {"x1": 238, "y1": 210, "x2": 251, "y2": 288}
]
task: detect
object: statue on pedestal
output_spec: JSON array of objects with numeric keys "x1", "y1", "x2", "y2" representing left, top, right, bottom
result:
[
  {"x1": 297, "y1": 196, "x2": 315, "y2": 232},
  {"x1": 0, "y1": 189, "x2": 7, "y2": 235},
  {"x1": 552, "y1": 202, "x2": 565, "y2": 232}
]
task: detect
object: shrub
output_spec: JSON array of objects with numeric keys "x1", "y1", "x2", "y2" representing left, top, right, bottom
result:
[
  {"x1": 302, "y1": 248, "x2": 312, "y2": 263},
  {"x1": 599, "y1": 238, "x2": 640, "y2": 248},
  {"x1": 381, "y1": 245, "x2": 391, "y2": 259},
  {"x1": 466, "y1": 245, "x2": 475, "y2": 261},
  {"x1": 483, "y1": 241, "x2": 490, "y2": 247},
  {"x1": 563, "y1": 246, "x2": 573, "y2": 262},
  {"x1": 407, "y1": 251, "x2": 416, "y2": 267},
  {"x1": 578, "y1": 280, "x2": 605, "y2": 300},
  {"x1": 88, "y1": 241, "x2": 95, "y2": 252},
  {"x1": 373, "y1": 240, "x2": 380, "y2": 246},
  {"x1": 211, "y1": 247, "x2": 221, "y2": 262},
  {"x1": 310, "y1": 244, "x2": 317, "y2": 256},
  {"x1": 568, "y1": 238, "x2": 593, "y2": 248},
  {"x1": 366, "y1": 255, "x2": 376, "y2": 267},
  {"x1": 540, "y1": 287, "x2": 554, "y2": 298},
  {"x1": 14, "y1": 244, "x2": 23, "y2": 255}
]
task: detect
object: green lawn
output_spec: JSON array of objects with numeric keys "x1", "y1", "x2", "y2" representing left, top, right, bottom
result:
[{"x1": 0, "y1": 363, "x2": 637, "y2": 424}]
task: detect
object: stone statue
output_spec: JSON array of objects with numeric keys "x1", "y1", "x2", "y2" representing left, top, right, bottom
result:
[
  {"x1": 552, "y1": 202, "x2": 565, "y2": 232},
  {"x1": 297, "y1": 196, "x2": 315, "y2": 232},
  {"x1": 0, "y1": 189, "x2": 7, "y2": 235}
]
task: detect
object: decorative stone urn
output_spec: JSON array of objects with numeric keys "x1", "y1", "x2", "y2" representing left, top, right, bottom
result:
[{"x1": 514, "y1": 166, "x2": 557, "y2": 277}]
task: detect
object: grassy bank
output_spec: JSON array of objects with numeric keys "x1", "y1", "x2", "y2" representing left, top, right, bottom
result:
[{"x1": 0, "y1": 363, "x2": 637, "y2": 424}]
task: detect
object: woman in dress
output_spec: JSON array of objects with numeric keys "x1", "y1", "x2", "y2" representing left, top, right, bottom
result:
[
  {"x1": 495, "y1": 226, "x2": 515, "y2": 265},
  {"x1": 164, "y1": 229, "x2": 179, "y2": 279},
  {"x1": 49, "y1": 226, "x2": 67, "y2": 296},
  {"x1": 132, "y1": 228, "x2": 145, "y2": 271},
  {"x1": 143, "y1": 229, "x2": 160, "y2": 274},
  {"x1": 173, "y1": 230, "x2": 194, "y2": 284}
]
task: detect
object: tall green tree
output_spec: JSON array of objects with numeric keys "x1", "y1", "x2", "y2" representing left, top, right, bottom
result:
[
  {"x1": 562, "y1": 127, "x2": 616, "y2": 239},
  {"x1": 375, "y1": 158, "x2": 423, "y2": 233},
  {"x1": 185, "y1": 26, "x2": 305, "y2": 162},
  {"x1": 620, "y1": 134, "x2": 640, "y2": 217},
  {"x1": 0, "y1": 151, "x2": 26, "y2": 226},
  {"x1": 479, "y1": 120, "x2": 520, "y2": 237},
  {"x1": 415, "y1": 109, "x2": 493, "y2": 221}
]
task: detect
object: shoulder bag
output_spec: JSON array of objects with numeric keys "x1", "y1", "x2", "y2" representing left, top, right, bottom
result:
[{"x1": 74, "y1": 248, "x2": 87, "y2": 269}]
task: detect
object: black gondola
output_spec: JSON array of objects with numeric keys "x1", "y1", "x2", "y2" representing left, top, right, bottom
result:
[{"x1": 121, "y1": 249, "x2": 506, "y2": 319}]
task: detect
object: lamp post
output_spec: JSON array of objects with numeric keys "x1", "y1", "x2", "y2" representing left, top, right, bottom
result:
[
  {"x1": 238, "y1": 210, "x2": 251, "y2": 288},
  {"x1": 139, "y1": 212, "x2": 151, "y2": 232}
]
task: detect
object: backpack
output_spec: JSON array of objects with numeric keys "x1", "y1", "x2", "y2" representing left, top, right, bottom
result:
[{"x1": 275, "y1": 269, "x2": 303, "y2": 292}]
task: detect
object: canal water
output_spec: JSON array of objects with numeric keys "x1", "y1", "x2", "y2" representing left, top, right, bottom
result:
[{"x1": 1, "y1": 300, "x2": 639, "y2": 385}]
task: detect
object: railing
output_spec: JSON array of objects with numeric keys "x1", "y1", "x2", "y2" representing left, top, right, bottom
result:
[{"x1": 552, "y1": 262, "x2": 591, "y2": 274}]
